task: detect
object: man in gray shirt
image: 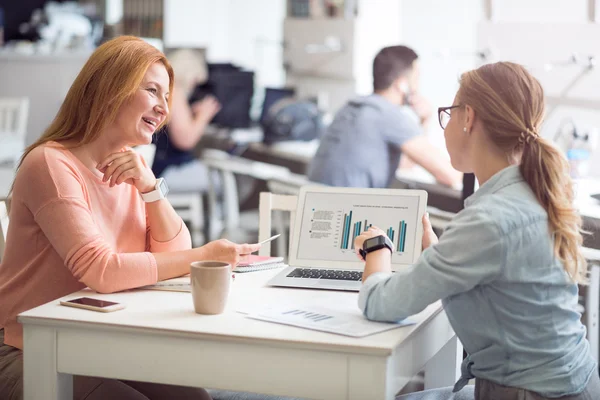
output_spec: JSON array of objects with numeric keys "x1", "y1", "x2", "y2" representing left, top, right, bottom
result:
[{"x1": 308, "y1": 45, "x2": 460, "y2": 188}]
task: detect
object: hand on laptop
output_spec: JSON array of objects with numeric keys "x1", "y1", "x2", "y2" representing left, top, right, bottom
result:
[
  {"x1": 354, "y1": 227, "x2": 387, "y2": 261},
  {"x1": 422, "y1": 213, "x2": 438, "y2": 250}
]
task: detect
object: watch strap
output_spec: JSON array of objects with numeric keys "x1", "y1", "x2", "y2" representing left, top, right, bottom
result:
[{"x1": 140, "y1": 178, "x2": 167, "y2": 203}]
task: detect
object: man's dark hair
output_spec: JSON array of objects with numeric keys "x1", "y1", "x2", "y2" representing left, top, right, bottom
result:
[{"x1": 373, "y1": 45, "x2": 418, "y2": 92}]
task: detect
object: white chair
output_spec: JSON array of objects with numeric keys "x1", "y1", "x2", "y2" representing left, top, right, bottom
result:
[
  {"x1": 203, "y1": 149, "x2": 292, "y2": 242},
  {"x1": 0, "y1": 97, "x2": 29, "y2": 167},
  {"x1": 0, "y1": 200, "x2": 9, "y2": 262},
  {"x1": 168, "y1": 193, "x2": 205, "y2": 246},
  {"x1": 258, "y1": 192, "x2": 297, "y2": 258},
  {"x1": 134, "y1": 144, "x2": 205, "y2": 246},
  {"x1": 264, "y1": 174, "x2": 320, "y2": 257}
]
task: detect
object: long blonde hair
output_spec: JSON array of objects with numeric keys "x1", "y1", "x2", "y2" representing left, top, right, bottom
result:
[
  {"x1": 15, "y1": 36, "x2": 174, "y2": 176},
  {"x1": 167, "y1": 48, "x2": 207, "y2": 96},
  {"x1": 458, "y1": 62, "x2": 586, "y2": 283}
]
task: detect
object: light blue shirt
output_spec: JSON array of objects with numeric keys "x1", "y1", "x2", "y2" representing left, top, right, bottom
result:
[{"x1": 358, "y1": 165, "x2": 597, "y2": 397}]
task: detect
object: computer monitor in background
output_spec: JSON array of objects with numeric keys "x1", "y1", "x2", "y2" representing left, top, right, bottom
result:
[
  {"x1": 189, "y1": 63, "x2": 255, "y2": 128},
  {"x1": 260, "y1": 87, "x2": 296, "y2": 124}
]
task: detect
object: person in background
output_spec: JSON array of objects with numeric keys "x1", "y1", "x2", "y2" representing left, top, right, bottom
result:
[
  {"x1": 307, "y1": 45, "x2": 462, "y2": 189},
  {"x1": 355, "y1": 62, "x2": 599, "y2": 399},
  {"x1": 151, "y1": 48, "x2": 221, "y2": 192},
  {"x1": 0, "y1": 36, "x2": 259, "y2": 400}
]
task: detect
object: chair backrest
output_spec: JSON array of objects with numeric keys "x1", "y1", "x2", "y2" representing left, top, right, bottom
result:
[
  {"x1": 0, "y1": 97, "x2": 29, "y2": 165},
  {"x1": 258, "y1": 192, "x2": 297, "y2": 257},
  {"x1": 202, "y1": 149, "x2": 293, "y2": 240},
  {"x1": 0, "y1": 200, "x2": 9, "y2": 262}
]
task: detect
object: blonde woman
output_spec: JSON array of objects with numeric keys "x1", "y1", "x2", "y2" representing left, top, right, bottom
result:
[
  {"x1": 355, "y1": 62, "x2": 599, "y2": 399},
  {"x1": 0, "y1": 37, "x2": 258, "y2": 400},
  {"x1": 151, "y1": 48, "x2": 221, "y2": 192}
]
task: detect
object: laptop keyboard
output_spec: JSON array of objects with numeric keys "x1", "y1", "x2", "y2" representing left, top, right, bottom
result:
[{"x1": 286, "y1": 268, "x2": 363, "y2": 281}]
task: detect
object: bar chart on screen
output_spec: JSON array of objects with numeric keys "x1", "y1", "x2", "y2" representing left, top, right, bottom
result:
[
  {"x1": 296, "y1": 192, "x2": 421, "y2": 264},
  {"x1": 339, "y1": 213, "x2": 408, "y2": 254}
]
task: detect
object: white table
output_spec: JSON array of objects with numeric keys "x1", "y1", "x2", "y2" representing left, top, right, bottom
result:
[{"x1": 19, "y1": 269, "x2": 461, "y2": 400}]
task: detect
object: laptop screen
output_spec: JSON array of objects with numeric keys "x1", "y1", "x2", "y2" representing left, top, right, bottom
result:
[{"x1": 294, "y1": 190, "x2": 423, "y2": 266}]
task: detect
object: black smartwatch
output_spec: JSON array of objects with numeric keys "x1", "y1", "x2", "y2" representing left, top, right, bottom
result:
[{"x1": 359, "y1": 235, "x2": 393, "y2": 260}]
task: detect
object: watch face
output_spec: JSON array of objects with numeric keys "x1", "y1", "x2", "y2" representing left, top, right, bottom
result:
[
  {"x1": 364, "y1": 235, "x2": 384, "y2": 249},
  {"x1": 158, "y1": 178, "x2": 169, "y2": 196},
  {"x1": 363, "y1": 236, "x2": 380, "y2": 249}
]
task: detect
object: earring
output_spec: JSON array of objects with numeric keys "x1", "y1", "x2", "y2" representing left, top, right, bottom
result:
[{"x1": 463, "y1": 127, "x2": 467, "y2": 132}]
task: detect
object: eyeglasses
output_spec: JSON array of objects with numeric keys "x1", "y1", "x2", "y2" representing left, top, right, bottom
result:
[{"x1": 438, "y1": 105, "x2": 461, "y2": 130}]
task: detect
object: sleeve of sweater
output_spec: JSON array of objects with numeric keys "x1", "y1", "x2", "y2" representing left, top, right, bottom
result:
[
  {"x1": 138, "y1": 153, "x2": 193, "y2": 253},
  {"x1": 358, "y1": 209, "x2": 506, "y2": 322},
  {"x1": 146, "y1": 214, "x2": 193, "y2": 253},
  {"x1": 16, "y1": 146, "x2": 159, "y2": 293}
]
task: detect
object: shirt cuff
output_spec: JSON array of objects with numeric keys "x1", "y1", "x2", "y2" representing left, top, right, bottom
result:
[
  {"x1": 358, "y1": 271, "x2": 393, "y2": 315},
  {"x1": 149, "y1": 218, "x2": 192, "y2": 252}
]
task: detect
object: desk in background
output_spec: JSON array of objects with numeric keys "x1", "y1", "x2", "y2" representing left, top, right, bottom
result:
[
  {"x1": 198, "y1": 129, "x2": 467, "y2": 213},
  {"x1": 198, "y1": 128, "x2": 600, "y2": 247},
  {"x1": 20, "y1": 269, "x2": 461, "y2": 400}
]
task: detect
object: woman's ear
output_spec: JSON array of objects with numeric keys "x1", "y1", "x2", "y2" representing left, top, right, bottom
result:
[{"x1": 464, "y1": 105, "x2": 475, "y2": 134}]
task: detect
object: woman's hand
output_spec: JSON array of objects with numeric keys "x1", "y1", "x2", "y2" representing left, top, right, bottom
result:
[
  {"x1": 97, "y1": 149, "x2": 157, "y2": 193},
  {"x1": 191, "y1": 95, "x2": 221, "y2": 123},
  {"x1": 422, "y1": 213, "x2": 439, "y2": 250},
  {"x1": 354, "y1": 226, "x2": 387, "y2": 261},
  {"x1": 408, "y1": 93, "x2": 432, "y2": 125},
  {"x1": 199, "y1": 239, "x2": 261, "y2": 267}
]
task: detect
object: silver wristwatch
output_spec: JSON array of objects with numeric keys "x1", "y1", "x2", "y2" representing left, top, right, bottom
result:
[{"x1": 140, "y1": 178, "x2": 169, "y2": 203}]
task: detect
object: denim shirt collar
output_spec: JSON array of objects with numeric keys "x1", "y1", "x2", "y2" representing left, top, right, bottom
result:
[{"x1": 464, "y1": 165, "x2": 524, "y2": 208}]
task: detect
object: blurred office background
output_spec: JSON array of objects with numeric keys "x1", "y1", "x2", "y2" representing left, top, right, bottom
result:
[
  {"x1": 2, "y1": 0, "x2": 600, "y2": 237},
  {"x1": 2, "y1": 0, "x2": 600, "y2": 379}
]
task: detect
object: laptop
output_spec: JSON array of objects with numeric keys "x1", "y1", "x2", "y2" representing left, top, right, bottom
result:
[{"x1": 267, "y1": 186, "x2": 428, "y2": 291}]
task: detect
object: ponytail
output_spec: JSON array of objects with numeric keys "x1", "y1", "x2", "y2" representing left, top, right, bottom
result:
[
  {"x1": 520, "y1": 137, "x2": 587, "y2": 283},
  {"x1": 459, "y1": 62, "x2": 587, "y2": 284}
]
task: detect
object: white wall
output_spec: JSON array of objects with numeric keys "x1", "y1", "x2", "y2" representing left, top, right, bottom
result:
[
  {"x1": 478, "y1": 0, "x2": 600, "y2": 177},
  {"x1": 400, "y1": 0, "x2": 484, "y2": 149},
  {"x1": 164, "y1": 0, "x2": 286, "y2": 118},
  {"x1": 163, "y1": 0, "x2": 285, "y2": 85},
  {"x1": 401, "y1": 0, "x2": 600, "y2": 177},
  {"x1": 285, "y1": 0, "x2": 402, "y2": 113},
  {"x1": 492, "y1": 0, "x2": 589, "y2": 23},
  {"x1": 0, "y1": 53, "x2": 91, "y2": 145}
]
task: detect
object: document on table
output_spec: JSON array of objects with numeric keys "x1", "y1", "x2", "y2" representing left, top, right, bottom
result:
[
  {"x1": 243, "y1": 304, "x2": 417, "y2": 337},
  {"x1": 139, "y1": 276, "x2": 191, "y2": 292}
]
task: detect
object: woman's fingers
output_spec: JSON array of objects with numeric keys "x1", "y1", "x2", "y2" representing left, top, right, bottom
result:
[
  {"x1": 100, "y1": 154, "x2": 134, "y2": 182},
  {"x1": 237, "y1": 243, "x2": 261, "y2": 255},
  {"x1": 97, "y1": 151, "x2": 131, "y2": 171}
]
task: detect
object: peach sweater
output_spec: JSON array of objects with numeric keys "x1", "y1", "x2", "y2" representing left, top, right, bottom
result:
[{"x1": 0, "y1": 142, "x2": 191, "y2": 349}]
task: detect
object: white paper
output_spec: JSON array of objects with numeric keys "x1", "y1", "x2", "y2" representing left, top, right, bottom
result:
[{"x1": 245, "y1": 304, "x2": 416, "y2": 337}]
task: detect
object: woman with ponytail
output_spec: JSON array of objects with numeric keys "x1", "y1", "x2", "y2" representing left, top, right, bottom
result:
[{"x1": 355, "y1": 62, "x2": 599, "y2": 399}]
